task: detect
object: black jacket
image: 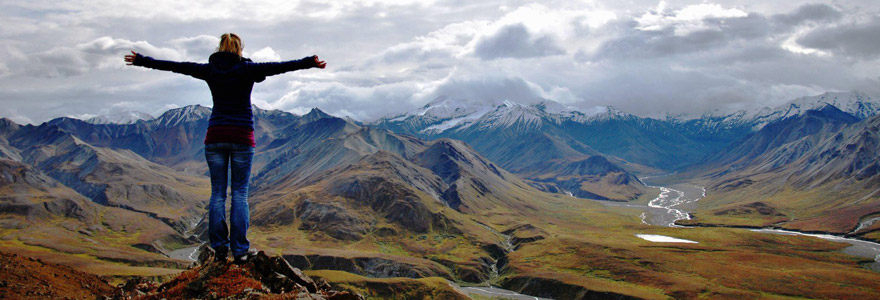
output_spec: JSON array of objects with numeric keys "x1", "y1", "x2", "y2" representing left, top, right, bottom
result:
[{"x1": 134, "y1": 51, "x2": 317, "y2": 130}]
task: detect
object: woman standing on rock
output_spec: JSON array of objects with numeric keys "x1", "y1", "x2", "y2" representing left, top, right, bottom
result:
[{"x1": 125, "y1": 33, "x2": 326, "y2": 264}]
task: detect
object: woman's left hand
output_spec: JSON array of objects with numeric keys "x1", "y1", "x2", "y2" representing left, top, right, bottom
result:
[
  {"x1": 314, "y1": 56, "x2": 326, "y2": 69},
  {"x1": 124, "y1": 50, "x2": 138, "y2": 65}
]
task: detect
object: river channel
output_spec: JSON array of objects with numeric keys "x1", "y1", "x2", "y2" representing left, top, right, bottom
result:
[{"x1": 638, "y1": 177, "x2": 880, "y2": 272}]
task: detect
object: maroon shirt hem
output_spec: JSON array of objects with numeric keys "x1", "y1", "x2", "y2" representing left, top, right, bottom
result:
[{"x1": 204, "y1": 125, "x2": 255, "y2": 147}]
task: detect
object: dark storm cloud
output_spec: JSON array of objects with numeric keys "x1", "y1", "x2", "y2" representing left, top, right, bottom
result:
[
  {"x1": 474, "y1": 23, "x2": 565, "y2": 60},
  {"x1": 797, "y1": 17, "x2": 880, "y2": 59},
  {"x1": 589, "y1": 25, "x2": 728, "y2": 60},
  {"x1": 773, "y1": 3, "x2": 842, "y2": 27},
  {"x1": 589, "y1": 7, "x2": 821, "y2": 62},
  {"x1": 568, "y1": 2, "x2": 880, "y2": 116}
]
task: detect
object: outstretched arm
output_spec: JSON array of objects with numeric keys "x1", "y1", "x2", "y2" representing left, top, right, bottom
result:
[
  {"x1": 125, "y1": 50, "x2": 209, "y2": 80},
  {"x1": 248, "y1": 55, "x2": 326, "y2": 78}
]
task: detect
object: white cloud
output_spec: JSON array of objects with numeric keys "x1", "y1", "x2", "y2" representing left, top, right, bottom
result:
[
  {"x1": 269, "y1": 80, "x2": 424, "y2": 120},
  {"x1": 378, "y1": 20, "x2": 487, "y2": 64},
  {"x1": 250, "y1": 47, "x2": 282, "y2": 62},
  {"x1": 8, "y1": 36, "x2": 192, "y2": 78},
  {"x1": 1, "y1": 1, "x2": 880, "y2": 124},
  {"x1": 636, "y1": 2, "x2": 748, "y2": 35}
]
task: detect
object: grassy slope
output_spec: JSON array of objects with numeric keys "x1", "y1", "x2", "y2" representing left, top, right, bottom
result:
[
  {"x1": 678, "y1": 175, "x2": 880, "y2": 234},
  {"x1": 306, "y1": 270, "x2": 469, "y2": 300},
  {"x1": 2, "y1": 125, "x2": 879, "y2": 298},
  {"x1": 3, "y1": 178, "x2": 880, "y2": 299},
  {"x1": 258, "y1": 180, "x2": 880, "y2": 299},
  {"x1": 0, "y1": 211, "x2": 189, "y2": 278},
  {"x1": 3, "y1": 150, "x2": 879, "y2": 299},
  {"x1": 249, "y1": 176, "x2": 501, "y2": 282},
  {"x1": 0, "y1": 160, "x2": 207, "y2": 278},
  {"x1": 676, "y1": 111, "x2": 880, "y2": 236}
]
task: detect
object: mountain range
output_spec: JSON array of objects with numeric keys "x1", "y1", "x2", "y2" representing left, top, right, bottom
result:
[
  {"x1": 0, "y1": 103, "x2": 563, "y2": 284},
  {"x1": 3, "y1": 90, "x2": 880, "y2": 299},
  {"x1": 373, "y1": 91, "x2": 879, "y2": 198}
]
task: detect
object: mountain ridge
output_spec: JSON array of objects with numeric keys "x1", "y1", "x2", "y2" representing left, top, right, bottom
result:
[{"x1": 680, "y1": 105, "x2": 880, "y2": 234}]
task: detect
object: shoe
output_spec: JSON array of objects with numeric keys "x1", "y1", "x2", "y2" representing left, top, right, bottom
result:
[
  {"x1": 233, "y1": 249, "x2": 258, "y2": 265},
  {"x1": 213, "y1": 246, "x2": 228, "y2": 263}
]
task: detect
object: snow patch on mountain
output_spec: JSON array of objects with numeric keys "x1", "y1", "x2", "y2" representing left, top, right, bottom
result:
[
  {"x1": 421, "y1": 105, "x2": 493, "y2": 134},
  {"x1": 412, "y1": 96, "x2": 485, "y2": 120},
  {"x1": 86, "y1": 111, "x2": 153, "y2": 125},
  {"x1": 478, "y1": 101, "x2": 544, "y2": 130},
  {"x1": 155, "y1": 105, "x2": 211, "y2": 127},
  {"x1": 668, "y1": 91, "x2": 880, "y2": 132},
  {"x1": 387, "y1": 97, "x2": 627, "y2": 134},
  {"x1": 776, "y1": 91, "x2": 879, "y2": 120},
  {"x1": 382, "y1": 91, "x2": 879, "y2": 136}
]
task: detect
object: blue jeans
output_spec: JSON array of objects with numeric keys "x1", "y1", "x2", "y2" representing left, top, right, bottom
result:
[{"x1": 204, "y1": 143, "x2": 254, "y2": 257}]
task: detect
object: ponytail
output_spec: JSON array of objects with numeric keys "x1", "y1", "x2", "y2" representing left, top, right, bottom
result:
[{"x1": 218, "y1": 33, "x2": 243, "y2": 57}]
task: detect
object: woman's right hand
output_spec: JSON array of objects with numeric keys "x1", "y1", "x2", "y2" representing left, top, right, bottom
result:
[
  {"x1": 124, "y1": 50, "x2": 138, "y2": 65},
  {"x1": 314, "y1": 56, "x2": 326, "y2": 69}
]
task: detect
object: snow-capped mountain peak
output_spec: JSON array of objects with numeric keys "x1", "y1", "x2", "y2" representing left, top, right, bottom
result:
[
  {"x1": 85, "y1": 111, "x2": 153, "y2": 125},
  {"x1": 380, "y1": 91, "x2": 878, "y2": 138},
  {"x1": 380, "y1": 97, "x2": 635, "y2": 135},
  {"x1": 778, "y1": 91, "x2": 878, "y2": 120},
  {"x1": 398, "y1": 96, "x2": 485, "y2": 121},
  {"x1": 420, "y1": 106, "x2": 493, "y2": 134},
  {"x1": 477, "y1": 100, "x2": 543, "y2": 130},
  {"x1": 669, "y1": 90, "x2": 880, "y2": 133},
  {"x1": 155, "y1": 105, "x2": 211, "y2": 127},
  {"x1": 388, "y1": 96, "x2": 495, "y2": 134}
]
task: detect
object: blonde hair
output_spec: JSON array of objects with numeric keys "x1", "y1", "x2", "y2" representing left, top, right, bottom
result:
[{"x1": 218, "y1": 33, "x2": 243, "y2": 57}]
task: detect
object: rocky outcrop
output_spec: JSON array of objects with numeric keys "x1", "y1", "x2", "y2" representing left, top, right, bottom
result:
[{"x1": 112, "y1": 247, "x2": 364, "y2": 300}]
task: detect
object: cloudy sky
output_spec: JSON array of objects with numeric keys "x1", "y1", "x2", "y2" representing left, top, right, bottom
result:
[{"x1": 2, "y1": 0, "x2": 879, "y2": 124}]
